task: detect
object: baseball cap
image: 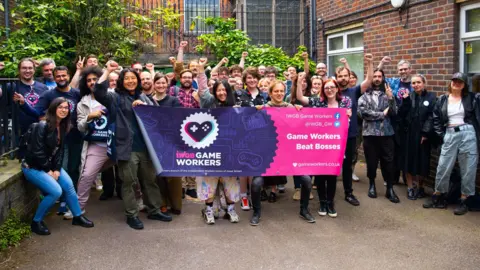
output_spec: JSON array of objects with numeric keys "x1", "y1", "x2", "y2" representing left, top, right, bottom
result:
[{"x1": 451, "y1": 72, "x2": 468, "y2": 83}]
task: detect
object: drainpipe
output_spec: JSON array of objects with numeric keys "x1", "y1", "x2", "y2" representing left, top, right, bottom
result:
[{"x1": 4, "y1": 0, "x2": 9, "y2": 37}]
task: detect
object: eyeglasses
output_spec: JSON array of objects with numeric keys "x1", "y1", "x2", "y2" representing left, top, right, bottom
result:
[
  {"x1": 181, "y1": 76, "x2": 193, "y2": 80},
  {"x1": 324, "y1": 86, "x2": 337, "y2": 90}
]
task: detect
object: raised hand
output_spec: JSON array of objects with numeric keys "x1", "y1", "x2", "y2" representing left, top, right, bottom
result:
[
  {"x1": 385, "y1": 83, "x2": 393, "y2": 99},
  {"x1": 364, "y1": 53, "x2": 373, "y2": 62},
  {"x1": 221, "y1": 57, "x2": 228, "y2": 65},
  {"x1": 381, "y1": 56, "x2": 391, "y2": 64},
  {"x1": 169, "y1": 57, "x2": 176, "y2": 65},
  {"x1": 301, "y1": 52, "x2": 308, "y2": 59},
  {"x1": 0, "y1": 62, "x2": 4, "y2": 70},
  {"x1": 242, "y1": 51, "x2": 248, "y2": 58},
  {"x1": 339, "y1": 58, "x2": 348, "y2": 64},
  {"x1": 297, "y1": 72, "x2": 306, "y2": 81},
  {"x1": 198, "y1": 57, "x2": 208, "y2": 67},
  {"x1": 106, "y1": 61, "x2": 119, "y2": 73},
  {"x1": 179, "y1": 41, "x2": 188, "y2": 49},
  {"x1": 76, "y1": 56, "x2": 85, "y2": 70},
  {"x1": 145, "y1": 63, "x2": 155, "y2": 71}
]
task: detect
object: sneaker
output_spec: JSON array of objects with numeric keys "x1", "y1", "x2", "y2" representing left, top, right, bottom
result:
[
  {"x1": 224, "y1": 208, "x2": 240, "y2": 223},
  {"x1": 416, "y1": 187, "x2": 426, "y2": 199},
  {"x1": 63, "y1": 209, "x2": 85, "y2": 220},
  {"x1": 292, "y1": 189, "x2": 301, "y2": 201},
  {"x1": 202, "y1": 208, "x2": 215, "y2": 224},
  {"x1": 453, "y1": 199, "x2": 468, "y2": 216},
  {"x1": 327, "y1": 201, "x2": 337, "y2": 218},
  {"x1": 407, "y1": 188, "x2": 417, "y2": 200},
  {"x1": 309, "y1": 192, "x2": 314, "y2": 200},
  {"x1": 318, "y1": 201, "x2": 327, "y2": 216},
  {"x1": 352, "y1": 173, "x2": 360, "y2": 182},
  {"x1": 185, "y1": 188, "x2": 198, "y2": 198},
  {"x1": 277, "y1": 185, "x2": 286, "y2": 193},
  {"x1": 95, "y1": 178, "x2": 103, "y2": 191},
  {"x1": 126, "y1": 216, "x2": 144, "y2": 230},
  {"x1": 345, "y1": 193, "x2": 360, "y2": 206},
  {"x1": 299, "y1": 208, "x2": 316, "y2": 223},
  {"x1": 240, "y1": 196, "x2": 250, "y2": 211},
  {"x1": 56, "y1": 202, "x2": 68, "y2": 215},
  {"x1": 260, "y1": 190, "x2": 268, "y2": 201},
  {"x1": 268, "y1": 192, "x2": 277, "y2": 203},
  {"x1": 250, "y1": 211, "x2": 261, "y2": 226},
  {"x1": 423, "y1": 194, "x2": 447, "y2": 209}
]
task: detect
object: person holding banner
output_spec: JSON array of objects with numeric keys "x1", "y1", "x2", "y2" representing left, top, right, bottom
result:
[
  {"x1": 296, "y1": 75, "x2": 352, "y2": 217},
  {"x1": 250, "y1": 79, "x2": 315, "y2": 226},
  {"x1": 95, "y1": 61, "x2": 172, "y2": 230},
  {"x1": 64, "y1": 66, "x2": 115, "y2": 219},
  {"x1": 195, "y1": 58, "x2": 241, "y2": 224}
]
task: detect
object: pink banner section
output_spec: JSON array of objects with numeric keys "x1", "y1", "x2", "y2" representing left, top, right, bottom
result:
[{"x1": 263, "y1": 107, "x2": 349, "y2": 176}]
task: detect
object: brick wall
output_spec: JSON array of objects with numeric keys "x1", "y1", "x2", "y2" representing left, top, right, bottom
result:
[{"x1": 316, "y1": 0, "x2": 480, "y2": 189}]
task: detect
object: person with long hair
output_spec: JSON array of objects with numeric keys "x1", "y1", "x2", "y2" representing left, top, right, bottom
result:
[
  {"x1": 250, "y1": 79, "x2": 314, "y2": 225},
  {"x1": 311, "y1": 75, "x2": 323, "y2": 98},
  {"x1": 424, "y1": 73, "x2": 480, "y2": 215},
  {"x1": 196, "y1": 58, "x2": 240, "y2": 224},
  {"x1": 63, "y1": 67, "x2": 115, "y2": 219},
  {"x1": 95, "y1": 61, "x2": 172, "y2": 230},
  {"x1": 398, "y1": 74, "x2": 436, "y2": 200},
  {"x1": 22, "y1": 97, "x2": 94, "y2": 235}
]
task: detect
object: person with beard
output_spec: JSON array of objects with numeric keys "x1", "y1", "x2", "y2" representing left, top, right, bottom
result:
[
  {"x1": 17, "y1": 66, "x2": 82, "y2": 185},
  {"x1": 358, "y1": 69, "x2": 400, "y2": 203},
  {"x1": 196, "y1": 58, "x2": 241, "y2": 224},
  {"x1": 329, "y1": 54, "x2": 373, "y2": 206},
  {"x1": 108, "y1": 71, "x2": 119, "y2": 92},
  {"x1": 70, "y1": 55, "x2": 100, "y2": 89},
  {"x1": 7, "y1": 58, "x2": 48, "y2": 137},
  {"x1": 140, "y1": 71, "x2": 154, "y2": 101},
  {"x1": 36, "y1": 58, "x2": 57, "y2": 90},
  {"x1": 95, "y1": 61, "x2": 172, "y2": 229},
  {"x1": 424, "y1": 73, "x2": 480, "y2": 215},
  {"x1": 174, "y1": 41, "x2": 199, "y2": 89},
  {"x1": 250, "y1": 79, "x2": 314, "y2": 225},
  {"x1": 62, "y1": 67, "x2": 115, "y2": 219},
  {"x1": 378, "y1": 58, "x2": 413, "y2": 185},
  {"x1": 315, "y1": 63, "x2": 328, "y2": 81},
  {"x1": 398, "y1": 74, "x2": 435, "y2": 200}
]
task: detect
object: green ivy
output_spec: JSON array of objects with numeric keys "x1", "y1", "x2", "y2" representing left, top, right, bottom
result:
[
  {"x1": 0, "y1": 210, "x2": 31, "y2": 251},
  {"x1": 196, "y1": 17, "x2": 316, "y2": 77}
]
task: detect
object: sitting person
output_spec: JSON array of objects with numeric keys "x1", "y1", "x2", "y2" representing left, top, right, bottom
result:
[{"x1": 22, "y1": 97, "x2": 94, "y2": 235}]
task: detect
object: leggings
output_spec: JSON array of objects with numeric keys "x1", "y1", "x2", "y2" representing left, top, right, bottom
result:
[{"x1": 313, "y1": 175, "x2": 337, "y2": 201}]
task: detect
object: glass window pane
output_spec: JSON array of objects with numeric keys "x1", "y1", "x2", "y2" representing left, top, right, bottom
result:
[
  {"x1": 466, "y1": 8, "x2": 480, "y2": 33},
  {"x1": 329, "y1": 36, "x2": 343, "y2": 51},
  {"x1": 347, "y1": 32, "x2": 363, "y2": 48},
  {"x1": 465, "y1": 40, "x2": 480, "y2": 74},
  {"x1": 185, "y1": 0, "x2": 220, "y2": 33},
  {"x1": 328, "y1": 53, "x2": 364, "y2": 81}
]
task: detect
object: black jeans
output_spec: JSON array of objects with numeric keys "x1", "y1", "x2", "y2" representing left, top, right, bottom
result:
[
  {"x1": 363, "y1": 136, "x2": 395, "y2": 188},
  {"x1": 342, "y1": 137, "x2": 356, "y2": 195},
  {"x1": 314, "y1": 175, "x2": 337, "y2": 201},
  {"x1": 102, "y1": 166, "x2": 122, "y2": 197},
  {"x1": 251, "y1": 175, "x2": 311, "y2": 213}
]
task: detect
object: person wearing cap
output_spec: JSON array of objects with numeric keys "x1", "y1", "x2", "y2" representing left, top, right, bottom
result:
[{"x1": 423, "y1": 73, "x2": 480, "y2": 215}]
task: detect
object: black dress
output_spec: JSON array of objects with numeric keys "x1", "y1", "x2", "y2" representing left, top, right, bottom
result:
[{"x1": 399, "y1": 90, "x2": 436, "y2": 177}]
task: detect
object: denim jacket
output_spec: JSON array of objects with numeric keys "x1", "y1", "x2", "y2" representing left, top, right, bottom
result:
[{"x1": 358, "y1": 89, "x2": 397, "y2": 136}]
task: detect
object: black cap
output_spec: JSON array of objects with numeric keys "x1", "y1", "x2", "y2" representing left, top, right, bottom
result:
[{"x1": 451, "y1": 72, "x2": 468, "y2": 83}]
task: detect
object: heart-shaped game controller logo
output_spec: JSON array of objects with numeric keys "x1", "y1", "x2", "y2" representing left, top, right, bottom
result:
[
  {"x1": 181, "y1": 112, "x2": 219, "y2": 149},
  {"x1": 184, "y1": 121, "x2": 214, "y2": 142},
  {"x1": 292, "y1": 163, "x2": 298, "y2": 167}
]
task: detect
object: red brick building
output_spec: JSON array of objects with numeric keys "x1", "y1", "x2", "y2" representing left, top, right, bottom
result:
[{"x1": 315, "y1": 0, "x2": 480, "y2": 186}]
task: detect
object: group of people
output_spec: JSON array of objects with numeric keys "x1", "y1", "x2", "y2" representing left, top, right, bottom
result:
[{"x1": 1, "y1": 39, "x2": 479, "y2": 235}]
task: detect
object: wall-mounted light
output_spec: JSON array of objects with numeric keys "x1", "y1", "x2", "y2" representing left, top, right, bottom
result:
[{"x1": 391, "y1": 0, "x2": 406, "y2": 9}]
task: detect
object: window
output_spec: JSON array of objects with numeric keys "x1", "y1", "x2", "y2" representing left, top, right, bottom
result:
[
  {"x1": 460, "y1": 2, "x2": 480, "y2": 92},
  {"x1": 327, "y1": 29, "x2": 364, "y2": 80},
  {"x1": 184, "y1": 0, "x2": 220, "y2": 34}
]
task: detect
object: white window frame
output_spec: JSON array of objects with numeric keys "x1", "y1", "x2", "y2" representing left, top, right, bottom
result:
[
  {"x1": 183, "y1": 0, "x2": 221, "y2": 34},
  {"x1": 326, "y1": 29, "x2": 364, "y2": 77},
  {"x1": 459, "y1": 2, "x2": 480, "y2": 73}
]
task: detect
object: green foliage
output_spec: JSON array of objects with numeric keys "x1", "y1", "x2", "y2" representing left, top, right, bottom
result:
[
  {"x1": 151, "y1": 5, "x2": 183, "y2": 30},
  {"x1": 0, "y1": 0, "x2": 180, "y2": 77},
  {"x1": 0, "y1": 210, "x2": 31, "y2": 251},
  {"x1": 196, "y1": 17, "x2": 315, "y2": 76}
]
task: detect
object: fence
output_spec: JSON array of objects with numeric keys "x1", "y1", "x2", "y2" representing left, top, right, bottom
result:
[
  {"x1": 0, "y1": 78, "x2": 20, "y2": 159},
  {"x1": 124, "y1": 0, "x2": 310, "y2": 59}
]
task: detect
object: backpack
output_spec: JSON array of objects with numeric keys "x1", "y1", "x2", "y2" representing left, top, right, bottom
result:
[{"x1": 18, "y1": 122, "x2": 39, "y2": 156}]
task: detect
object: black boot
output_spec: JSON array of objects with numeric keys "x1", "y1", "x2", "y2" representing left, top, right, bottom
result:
[
  {"x1": 99, "y1": 192, "x2": 113, "y2": 201},
  {"x1": 453, "y1": 199, "x2": 468, "y2": 215},
  {"x1": 260, "y1": 189, "x2": 268, "y2": 201},
  {"x1": 72, "y1": 215, "x2": 94, "y2": 228},
  {"x1": 368, "y1": 179, "x2": 377, "y2": 198},
  {"x1": 299, "y1": 208, "x2": 315, "y2": 223},
  {"x1": 423, "y1": 194, "x2": 447, "y2": 209},
  {"x1": 148, "y1": 212, "x2": 173, "y2": 222},
  {"x1": 416, "y1": 187, "x2": 426, "y2": 199},
  {"x1": 407, "y1": 188, "x2": 417, "y2": 200},
  {"x1": 31, "y1": 220, "x2": 51, "y2": 235},
  {"x1": 126, "y1": 216, "x2": 144, "y2": 230},
  {"x1": 386, "y1": 187, "x2": 400, "y2": 203},
  {"x1": 250, "y1": 210, "x2": 261, "y2": 226}
]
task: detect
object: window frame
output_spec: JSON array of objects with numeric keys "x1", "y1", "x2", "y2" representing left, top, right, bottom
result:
[
  {"x1": 183, "y1": 0, "x2": 221, "y2": 35},
  {"x1": 326, "y1": 29, "x2": 364, "y2": 77},
  {"x1": 459, "y1": 2, "x2": 480, "y2": 74}
]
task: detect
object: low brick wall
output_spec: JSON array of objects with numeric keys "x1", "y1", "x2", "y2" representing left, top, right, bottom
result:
[{"x1": 0, "y1": 161, "x2": 38, "y2": 224}]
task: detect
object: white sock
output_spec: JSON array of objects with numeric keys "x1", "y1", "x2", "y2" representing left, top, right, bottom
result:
[
  {"x1": 227, "y1": 204, "x2": 235, "y2": 212},
  {"x1": 240, "y1": 193, "x2": 247, "y2": 198}
]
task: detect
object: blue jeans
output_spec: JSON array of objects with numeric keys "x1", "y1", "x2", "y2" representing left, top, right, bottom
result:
[{"x1": 22, "y1": 167, "x2": 82, "y2": 222}]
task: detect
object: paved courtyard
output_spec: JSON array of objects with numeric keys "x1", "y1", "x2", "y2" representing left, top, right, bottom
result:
[{"x1": 2, "y1": 164, "x2": 480, "y2": 270}]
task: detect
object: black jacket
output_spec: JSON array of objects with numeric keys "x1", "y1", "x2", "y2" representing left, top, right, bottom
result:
[
  {"x1": 94, "y1": 81, "x2": 153, "y2": 161},
  {"x1": 433, "y1": 92, "x2": 480, "y2": 144},
  {"x1": 24, "y1": 121, "x2": 65, "y2": 172},
  {"x1": 399, "y1": 90, "x2": 436, "y2": 137}
]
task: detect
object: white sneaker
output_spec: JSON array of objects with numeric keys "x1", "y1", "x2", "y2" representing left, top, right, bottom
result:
[
  {"x1": 202, "y1": 208, "x2": 215, "y2": 225},
  {"x1": 352, "y1": 173, "x2": 360, "y2": 182},
  {"x1": 225, "y1": 208, "x2": 240, "y2": 223},
  {"x1": 95, "y1": 178, "x2": 103, "y2": 191},
  {"x1": 240, "y1": 196, "x2": 250, "y2": 211},
  {"x1": 63, "y1": 209, "x2": 85, "y2": 220}
]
